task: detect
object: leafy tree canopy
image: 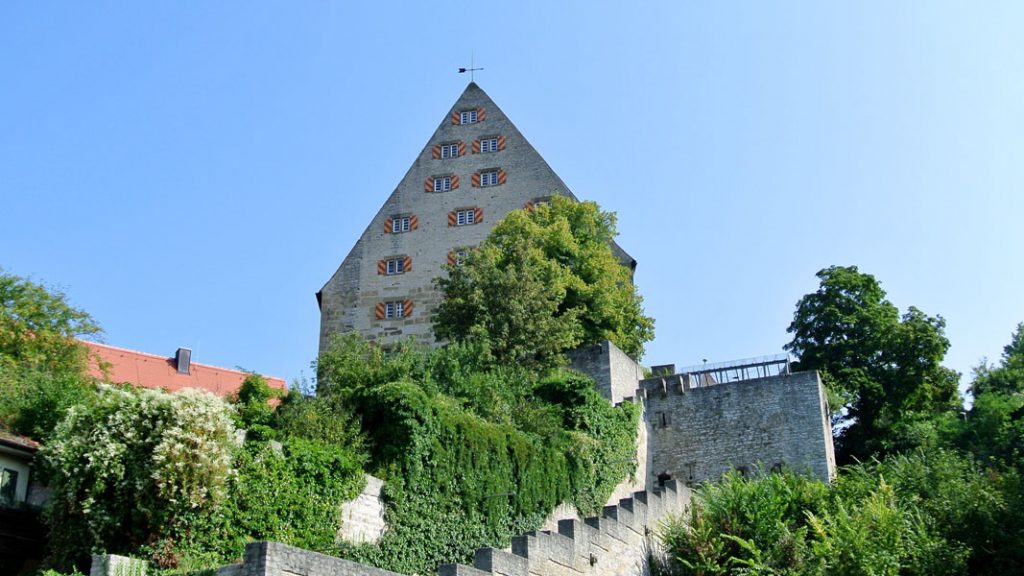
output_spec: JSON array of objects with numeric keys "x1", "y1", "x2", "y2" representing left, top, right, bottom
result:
[
  {"x1": 0, "y1": 270, "x2": 100, "y2": 374},
  {"x1": 433, "y1": 196, "x2": 654, "y2": 370},
  {"x1": 785, "y1": 266, "x2": 961, "y2": 463},
  {"x1": 0, "y1": 271, "x2": 101, "y2": 440}
]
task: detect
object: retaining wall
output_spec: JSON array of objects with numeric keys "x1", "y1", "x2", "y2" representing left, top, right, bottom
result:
[{"x1": 206, "y1": 480, "x2": 688, "y2": 576}]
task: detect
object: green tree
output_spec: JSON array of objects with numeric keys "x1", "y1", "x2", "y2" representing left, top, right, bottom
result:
[
  {"x1": 0, "y1": 271, "x2": 100, "y2": 373},
  {"x1": 433, "y1": 196, "x2": 653, "y2": 370},
  {"x1": 970, "y1": 322, "x2": 1024, "y2": 397},
  {"x1": 0, "y1": 271, "x2": 101, "y2": 440},
  {"x1": 784, "y1": 266, "x2": 960, "y2": 463}
]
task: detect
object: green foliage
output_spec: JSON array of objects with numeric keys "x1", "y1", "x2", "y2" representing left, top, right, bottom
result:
[
  {"x1": 661, "y1": 469, "x2": 829, "y2": 575},
  {"x1": 232, "y1": 373, "x2": 280, "y2": 433},
  {"x1": 785, "y1": 266, "x2": 961, "y2": 462},
  {"x1": 41, "y1": 385, "x2": 237, "y2": 570},
  {"x1": 0, "y1": 271, "x2": 100, "y2": 374},
  {"x1": 315, "y1": 333, "x2": 430, "y2": 398},
  {"x1": 0, "y1": 364, "x2": 96, "y2": 442},
  {"x1": 172, "y1": 436, "x2": 365, "y2": 566},
  {"x1": 314, "y1": 336, "x2": 639, "y2": 575},
  {"x1": 433, "y1": 196, "x2": 654, "y2": 369},
  {"x1": 971, "y1": 323, "x2": 1024, "y2": 397},
  {"x1": 0, "y1": 271, "x2": 101, "y2": 442},
  {"x1": 273, "y1": 390, "x2": 366, "y2": 453},
  {"x1": 660, "y1": 451, "x2": 1010, "y2": 576}
]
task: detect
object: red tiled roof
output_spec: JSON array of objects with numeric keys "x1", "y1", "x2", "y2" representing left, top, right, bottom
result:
[
  {"x1": 0, "y1": 425, "x2": 40, "y2": 453},
  {"x1": 84, "y1": 341, "x2": 287, "y2": 398}
]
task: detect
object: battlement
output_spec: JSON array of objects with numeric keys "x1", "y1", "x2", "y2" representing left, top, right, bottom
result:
[{"x1": 169, "y1": 481, "x2": 689, "y2": 576}]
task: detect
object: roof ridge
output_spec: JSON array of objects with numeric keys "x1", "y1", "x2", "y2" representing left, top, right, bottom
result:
[{"x1": 82, "y1": 341, "x2": 286, "y2": 383}]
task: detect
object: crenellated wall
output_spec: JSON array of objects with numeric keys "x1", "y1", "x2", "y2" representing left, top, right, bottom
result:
[
  {"x1": 641, "y1": 370, "x2": 836, "y2": 485},
  {"x1": 197, "y1": 480, "x2": 688, "y2": 576}
]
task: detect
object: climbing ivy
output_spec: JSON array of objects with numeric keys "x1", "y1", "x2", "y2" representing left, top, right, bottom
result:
[{"x1": 333, "y1": 365, "x2": 639, "y2": 574}]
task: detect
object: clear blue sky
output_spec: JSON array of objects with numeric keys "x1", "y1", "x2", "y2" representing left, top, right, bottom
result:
[{"x1": 2, "y1": 2, "x2": 1021, "y2": 390}]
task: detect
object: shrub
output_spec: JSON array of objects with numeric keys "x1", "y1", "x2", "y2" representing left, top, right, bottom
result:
[{"x1": 41, "y1": 385, "x2": 237, "y2": 569}]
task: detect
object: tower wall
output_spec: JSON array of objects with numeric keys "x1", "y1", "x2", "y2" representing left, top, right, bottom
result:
[{"x1": 642, "y1": 370, "x2": 836, "y2": 485}]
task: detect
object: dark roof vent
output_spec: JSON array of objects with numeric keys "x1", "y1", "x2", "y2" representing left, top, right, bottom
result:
[{"x1": 175, "y1": 348, "x2": 192, "y2": 375}]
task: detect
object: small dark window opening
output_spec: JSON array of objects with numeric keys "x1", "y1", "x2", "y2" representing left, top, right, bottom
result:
[{"x1": 657, "y1": 471, "x2": 673, "y2": 487}]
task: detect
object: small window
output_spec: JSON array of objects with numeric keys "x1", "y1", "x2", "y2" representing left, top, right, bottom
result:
[
  {"x1": 391, "y1": 216, "x2": 411, "y2": 233},
  {"x1": 456, "y1": 209, "x2": 476, "y2": 226},
  {"x1": 455, "y1": 249, "x2": 470, "y2": 266},
  {"x1": 440, "y1": 143, "x2": 459, "y2": 158},
  {"x1": 385, "y1": 301, "x2": 404, "y2": 319},
  {"x1": 0, "y1": 468, "x2": 17, "y2": 506},
  {"x1": 479, "y1": 170, "x2": 499, "y2": 187},
  {"x1": 385, "y1": 258, "x2": 406, "y2": 275},
  {"x1": 434, "y1": 176, "x2": 452, "y2": 192},
  {"x1": 480, "y1": 137, "x2": 499, "y2": 153},
  {"x1": 460, "y1": 109, "x2": 478, "y2": 125}
]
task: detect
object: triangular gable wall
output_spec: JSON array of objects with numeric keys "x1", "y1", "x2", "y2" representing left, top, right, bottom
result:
[{"x1": 318, "y1": 83, "x2": 632, "y2": 349}]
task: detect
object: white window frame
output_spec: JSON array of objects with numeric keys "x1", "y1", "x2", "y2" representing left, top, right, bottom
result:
[
  {"x1": 460, "y1": 109, "x2": 478, "y2": 125},
  {"x1": 456, "y1": 209, "x2": 476, "y2": 226},
  {"x1": 480, "y1": 137, "x2": 499, "y2": 153},
  {"x1": 455, "y1": 249, "x2": 470, "y2": 266},
  {"x1": 440, "y1": 143, "x2": 459, "y2": 158},
  {"x1": 479, "y1": 170, "x2": 499, "y2": 187},
  {"x1": 392, "y1": 216, "x2": 411, "y2": 233},
  {"x1": 433, "y1": 176, "x2": 452, "y2": 192},
  {"x1": 386, "y1": 258, "x2": 405, "y2": 275},
  {"x1": 385, "y1": 301, "x2": 404, "y2": 319}
]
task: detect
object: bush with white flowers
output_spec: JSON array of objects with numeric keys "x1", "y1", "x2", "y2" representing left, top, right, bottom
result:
[{"x1": 41, "y1": 384, "x2": 237, "y2": 568}]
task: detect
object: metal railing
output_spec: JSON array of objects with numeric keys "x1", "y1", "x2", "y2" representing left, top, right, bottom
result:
[{"x1": 672, "y1": 353, "x2": 791, "y2": 388}]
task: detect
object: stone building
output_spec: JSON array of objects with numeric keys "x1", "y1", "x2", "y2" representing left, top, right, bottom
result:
[{"x1": 317, "y1": 82, "x2": 634, "y2": 351}]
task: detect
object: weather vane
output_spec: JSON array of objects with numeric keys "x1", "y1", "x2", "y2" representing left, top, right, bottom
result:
[{"x1": 458, "y1": 53, "x2": 483, "y2": 81}]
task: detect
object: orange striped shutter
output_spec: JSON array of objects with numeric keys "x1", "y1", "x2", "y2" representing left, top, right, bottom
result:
[
  {"x1": 403, "y1": 256, "x2": 412, "y2": 272},
  {"x1": 497, "y1": 135, "x2": 506, "y2": 150},
  {"x1": 451, "y1": 111, "x2": 460, "y2": 124},
  {"x1": 451, "y1": 175, "x2": 460, "y2": 189},
  {"x1": 497, "y1": 169, "x2": 507, "y2": 185},
  {"x1": 377, "y1": 260, "x2": 387, "y2": 275},
  {"x1": 472, "y1": 139, "x2": 481, "y2": 154},
  {"x1": 432, "y1": 144, "x2": 442, "y2": 160},
  {"x1": 374, "y1": 302, "x2": 386, "y2": 320},
  {"x1": 409, "y1": 215, "x2": 418, "y2": 230},
  {"x1": 524, "y1": 201, "x2": 535, "y2": 213},
  {"x1": 448, "y1": 211, "x2": 457, "y2": 226},
  {"x1": 447, "y1": 251, "x2": 457, "y2": 266},
  {"x1": 424, "y1": 178, "x2": 434, "y2": 193},
  {"x1": 471, "y1": 173, "x2": 481, "y2": 187},
  {"x1": 474, "y1": 207, "x2": 483, "y2": 223},
  {"x1": 384, "y1": 217, "x2": 393, "y2": 233},
  {"x1": 403, "y1": 299, "x2": 413, "y2": 317},
  {"x1": 458, "y1": 141, "x2": 466, "y2": 156},
  {"x1": 477, "y1": 107, "x2": 486, "y2": 122}
]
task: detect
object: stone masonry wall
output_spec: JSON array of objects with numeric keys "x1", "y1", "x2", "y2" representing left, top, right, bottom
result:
[
  {"x1": 643, "y1": 370, "x2": 836, "y2": 485},
  {"x1": 209, "y1": 480, "x2": 688, "y2": 576},
  {"x1": 337, "y1": 474, "x2": 387, "y2": 544},
  {"x1": 567, "y1": 341, "x2": 645, "y2": 405}
]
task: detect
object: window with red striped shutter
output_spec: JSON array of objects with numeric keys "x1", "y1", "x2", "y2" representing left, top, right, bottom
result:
[
  {"x1": 473, "y1": 168, "x2": 506, "y2": 188},
  {"x1": 426, "y1": 175, "x2": 459, "y2": 192},
  {"x1": 449, "y1": 208, "x2": 483, "y2": 226},
  {"x1": 378, "y1": 256, "x2": 412, "y2": 275},
  {"x1": 376, "y1": 299, "x2": 413, "y2": 320},
  {"x1": 475, "y1": 135, "x2": 505, "y2": 154},
  {"x1": 385, "y1": 215, "x2": 417, "y2": 234}
]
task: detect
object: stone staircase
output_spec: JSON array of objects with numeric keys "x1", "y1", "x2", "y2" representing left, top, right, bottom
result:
[{"x1": 92, "y1": 480, "x2": 688, "y2": 576}]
